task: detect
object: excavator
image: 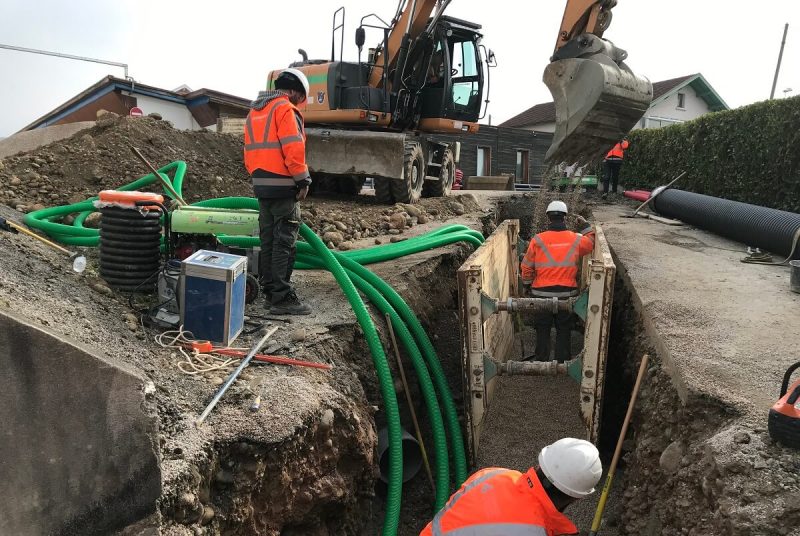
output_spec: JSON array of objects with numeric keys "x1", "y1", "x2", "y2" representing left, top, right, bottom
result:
[{"x1": 266, "y1": 0, "x2": 652, "y2": 204}]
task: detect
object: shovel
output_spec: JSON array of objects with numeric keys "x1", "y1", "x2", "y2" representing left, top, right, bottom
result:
[{"x1": 0, "y1": 216, "x2": 86, "y2": 273}]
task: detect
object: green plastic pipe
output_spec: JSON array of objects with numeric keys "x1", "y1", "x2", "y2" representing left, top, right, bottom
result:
[
  {"x1": 297, "y1": 252, "x2": 450, "y2": 508},
  {"x1": 23, "y1": 161, "x2": 187, "y2": 246},
  {"x1": 298, "y1": 224, "x2": 403, "y2": 535},
  {"x1": 298, "y1": 250, "x2": 469, "y2": 487}
]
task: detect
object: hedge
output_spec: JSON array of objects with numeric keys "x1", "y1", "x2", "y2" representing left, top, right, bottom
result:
[{"x1": 620, "y1": 95, "x2": 800, "y2": 212}]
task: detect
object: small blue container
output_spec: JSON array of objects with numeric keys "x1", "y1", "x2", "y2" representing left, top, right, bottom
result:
[{"x1": 180, "y1": 250, "x2": 247, "y2": 346}]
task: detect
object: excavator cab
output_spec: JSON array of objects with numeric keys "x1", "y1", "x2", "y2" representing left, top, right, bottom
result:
[{"x1": 418, "y1": 17, "x2": 484, "y2": 124}]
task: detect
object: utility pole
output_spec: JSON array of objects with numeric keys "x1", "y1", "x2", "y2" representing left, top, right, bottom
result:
[
  {"x1": 770, "y1": 23, "x2": 789, "y2": 99},
  {"x1": 0, "y1": 43, "x2": 129, "y2": 79}
]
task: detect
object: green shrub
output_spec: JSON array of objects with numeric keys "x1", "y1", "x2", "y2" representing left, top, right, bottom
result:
[{"x1": 620, "y1": 95, "x2": 800, "y2": 212}]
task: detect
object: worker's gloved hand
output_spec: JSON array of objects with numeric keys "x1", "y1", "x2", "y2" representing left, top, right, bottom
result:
[
  {"x1": 522, "y1": 282, "x2": 532, "y2": 297},
  {"x1": 575, "y1": 215, "x2": 592, "y2": 234},
  {"x1": 296, "y1": 186, "x2": 310, "y2": 201}
]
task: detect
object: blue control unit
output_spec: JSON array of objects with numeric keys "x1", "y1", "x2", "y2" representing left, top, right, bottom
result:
[{"x1": 180, "y1": 249, "x2": 246, "y2": 346}]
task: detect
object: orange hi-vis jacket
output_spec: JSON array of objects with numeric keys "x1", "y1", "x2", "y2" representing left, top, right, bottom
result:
[
  {"x1": 605, "y1": 140, "x2": 629, "y2": 160},
  {"x1": 521, "y1": 229, "x2": 594, "y2": 289},
  {"x1": 244, "y1": 93, "x2": 309, "y2": 199},
  {"x1": 419, "y1": 468, "x2": 579, "y2": 536}
]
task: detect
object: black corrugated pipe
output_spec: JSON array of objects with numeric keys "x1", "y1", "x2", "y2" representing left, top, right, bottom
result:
[{"x1": 652, "y1": 188, "x2": 800, "y2": 259}]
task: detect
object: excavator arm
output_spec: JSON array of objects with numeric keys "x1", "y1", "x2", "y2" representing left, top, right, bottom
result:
[
  {"x1": 367, "y1": 0, "x2": 440, "y2": 88},
  {"x1": 554, "y1": 0, "x2": 614, "y2": 50},
  {"x1": 544, "y1": 0, "x2": 653, "y2": 166}
]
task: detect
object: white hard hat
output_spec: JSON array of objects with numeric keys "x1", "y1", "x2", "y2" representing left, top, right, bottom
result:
[
  {"x1": 277, "y1": 68, "x2": 310, "y2": 101},
  {"x1": 538, "y1": 438, "x2": 602, "y2": 498},
  {"x1": 546, "y1": 200, "x2": 568, "y2": 214}
]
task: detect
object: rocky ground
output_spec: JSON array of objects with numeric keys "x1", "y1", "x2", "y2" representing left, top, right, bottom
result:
[
  {"x1": 4, "y1": 114, "x2": 799, "y2": 536},
  {"x1": 0, "y1": 115, "x2": 479, "y2": 247}
]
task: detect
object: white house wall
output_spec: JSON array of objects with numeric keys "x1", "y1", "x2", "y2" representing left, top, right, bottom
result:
[
  {"x1": 131, "y1": 96, "x2": 202, "y2": 130},
  {"x1": 647, "y1": 84, "x2": 709, "y2": 122}
]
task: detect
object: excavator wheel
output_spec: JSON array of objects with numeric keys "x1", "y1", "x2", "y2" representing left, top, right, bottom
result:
[
  {"x1": 423, "y1": 148, "x2": 455, "y2": 198},
  {"x1": 374, "y1": 178, "x2": 394, "y2": 204},
  {"x1": 393, "y1": 142, "x2": 425, "y2": 204}
]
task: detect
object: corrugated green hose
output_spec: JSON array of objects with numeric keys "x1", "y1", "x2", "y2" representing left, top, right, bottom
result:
[
  {"x1": 20, "y1": 162, "x2": 483, "y2": 528},
  {"x1": 298, "y1": 249, "x2": 470, "y2": 487},
  {"x1": 23, "y1": 161, "x2": 187, "y2": 246},
  {"x1": 297, "y1": 252, "x2": 450, "y2": 509},
  {"x1": 298, "y1": 225, "x2": 404, "y2": 535}
]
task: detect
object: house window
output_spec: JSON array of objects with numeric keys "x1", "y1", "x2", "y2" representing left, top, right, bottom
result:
[
  {"x1": 677, "y1": 92, "x2": 686, "y2": 109},
  {"x1": 515, "y1": 150, "x2": 529, "y2": 182},
  {"x1": 477, "y1": 146, "x2": 491, "y2": 176}
]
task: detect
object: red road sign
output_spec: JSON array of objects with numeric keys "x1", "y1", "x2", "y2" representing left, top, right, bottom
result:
[{"x1": 129, "y1": 107, "x2": 144, "y2": 117}]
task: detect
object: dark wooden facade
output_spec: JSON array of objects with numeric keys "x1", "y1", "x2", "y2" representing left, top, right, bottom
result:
[{"x1": 431, "y1": 125, "x2": 553, "y2": 184}]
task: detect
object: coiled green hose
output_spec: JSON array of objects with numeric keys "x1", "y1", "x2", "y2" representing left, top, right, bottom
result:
[{"x1": 23, "y1": 161, "x2": 187, "y2": 246}]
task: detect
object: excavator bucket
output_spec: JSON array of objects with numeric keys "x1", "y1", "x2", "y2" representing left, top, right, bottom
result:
[{"x1": 544, "y1": 55, "x2": 652, "y2": 166}]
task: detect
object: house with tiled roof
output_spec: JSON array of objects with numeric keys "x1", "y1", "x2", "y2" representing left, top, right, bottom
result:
[
  {"x1": 500, "y1": 73, "x2": 728, "y2": 132},
  {"x1": 18, "y1": 76, "x2": 251, "y2": 133}
]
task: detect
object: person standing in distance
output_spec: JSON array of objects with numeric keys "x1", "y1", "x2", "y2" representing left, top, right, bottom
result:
[{"x1": 602, "y1": 138, "x2": 629, "y2": 199}]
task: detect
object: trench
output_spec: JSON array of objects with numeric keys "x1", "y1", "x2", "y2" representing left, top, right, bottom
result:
[
  {"x1": 472, "y1": 194, "x2": 738, "y2": 535},
  {"x1": 154, "y1": 194, "x2": 742, "y2": 535}
]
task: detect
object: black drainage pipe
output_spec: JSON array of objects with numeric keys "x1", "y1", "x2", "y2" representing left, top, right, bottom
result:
[{"x1": 652, "y1": 188, "x2": 800, "y2": 259}]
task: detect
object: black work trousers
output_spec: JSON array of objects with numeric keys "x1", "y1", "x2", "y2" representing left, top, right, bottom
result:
[
  {"x1": 533, "y1": 309, "x2": 574, "y2": 363},
  {"x1": 602, "y1": 158, "x2": 623, "y2": 194},
  {"x1": 258, "y1": 197, "x2": 300, "y2": 305}
]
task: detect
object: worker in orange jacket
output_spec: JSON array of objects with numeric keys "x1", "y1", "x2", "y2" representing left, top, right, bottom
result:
[
  {"x1": 244, "y1": 68, "x2": 312, "y2": 315},
  {"x1": 521, "y1": 201, "x2": 594, "y2": 362},
  {"x1": 420, "y1": 438, "x2": 602, "y2": 536},
  {"x1": 602, "y1": 138, "x2": 629, "y2": 198}
]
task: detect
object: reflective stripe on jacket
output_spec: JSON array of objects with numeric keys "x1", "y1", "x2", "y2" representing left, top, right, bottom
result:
[
  {"x1": 419, "y1": 468, "x2": 579, "y2": 536},
  {"x1": 244, "y1": 93, "x2": 309, "y2": 199},
  {"x1": 521, "y1": 229, "x2": 594, "y2": 288},
  {"x1": 605, "y1": 140, "x2": 629, "y2": 160}
]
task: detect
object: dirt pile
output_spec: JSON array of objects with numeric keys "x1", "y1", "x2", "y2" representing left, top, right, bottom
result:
[
  {"x1": 303, "y1": 195, "x2": 480, "y2": 249},
  {"x1": 0, "y1": 115, "x2": 252, "y2": 212},
  {"x1": 0, "y1": 115, "x2": 481, "y2": 244}
]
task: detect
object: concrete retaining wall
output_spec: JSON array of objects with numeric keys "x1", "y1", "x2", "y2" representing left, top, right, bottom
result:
[
  {"x1": 0, "y1": 309, "x2": 161, "y2": 536},
  {"x1": 0, "y1": 122, "x2": 95, "y2": 159}
]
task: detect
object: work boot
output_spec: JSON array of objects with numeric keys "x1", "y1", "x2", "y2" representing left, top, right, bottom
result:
[
  {"x1": 270, "y1": 291, "x2": 312, "y2": 316},
  {"x1": 263, "y1": 291, "x2": 272, "y2": 310}
]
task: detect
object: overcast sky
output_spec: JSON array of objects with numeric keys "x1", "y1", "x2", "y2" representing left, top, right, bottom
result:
[{"x1": 1, "y1": 0, "x2": 798, "y2": 136}]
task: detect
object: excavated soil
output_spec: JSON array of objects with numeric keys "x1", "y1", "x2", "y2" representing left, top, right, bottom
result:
[
  {"x1": 0, "y1": 115, "x2": 479, "y2": 247},
  {"x1": 0, "y1": 202, "x2": 478, "y2": 535},
  {"x1": 4, "y1": 114, "x2": 799, "y2": 536},
  {"x1": 600, "y1": 250, "x2": 800, "y2": 536},
  {"x1": 0, "y1": 115, "x2": 487, "y2": 535}
]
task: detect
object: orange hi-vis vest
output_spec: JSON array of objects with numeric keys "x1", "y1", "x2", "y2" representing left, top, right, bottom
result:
[
  {"x1": 244, "y1": 94, "x2": 309, "y2": 199},
  {"x1": 419, "y1": 468, "x2": 579, "y2": 536},
  {"x1": 605, "y1": 140, "x2": 629, "y2": 159},
  {"x1": 521, "y1": 230, "x2": 594, "y2": 289}
]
